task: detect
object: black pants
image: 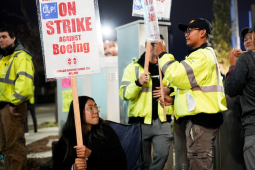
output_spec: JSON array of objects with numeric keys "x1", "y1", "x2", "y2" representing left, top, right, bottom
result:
[{"x1": 25, "y1": 104, "x2": 37, "y2": 133}]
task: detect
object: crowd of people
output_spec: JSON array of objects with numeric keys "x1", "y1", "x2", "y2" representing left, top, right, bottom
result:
[
  {"x1": 120, "y1": 17, "x2": 255, "y2": 170},
  {"x1": 0, "y1": 16, "x2": 255, "y2": 170}
]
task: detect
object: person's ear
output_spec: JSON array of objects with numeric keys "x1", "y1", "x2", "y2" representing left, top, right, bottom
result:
[
  {"x1": 12, "y1": 37, "x2": 16, "y2": 44},
  {"x1": 200, "y1": 30, "x2": 206, "y2": 37},
  {"x1": 252, "y1": 31, "x2": 255, "y2": 44}
]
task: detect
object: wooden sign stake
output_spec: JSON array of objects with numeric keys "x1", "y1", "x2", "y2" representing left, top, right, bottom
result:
[
  {"x1": 144, "y1": 42, "x2": 151, "y2": 74},
  {"x1": 237, "y1": 51, "x2": 247, "y2": 54},
  {"x1": 71, "y1": 76, "x2": 83, "y2": 146},
  {"x1": 158, "y1": 57, "x2": 167, "y2": 121}
]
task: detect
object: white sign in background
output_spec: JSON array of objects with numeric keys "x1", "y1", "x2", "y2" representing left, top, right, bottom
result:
[
  {"x1": 37, "y1": 0, "x2": 102, "y2": 79},
  {"x1": 133, "y1": 0, "x2": 172, "y2": 20},
  {"x1": 142, "y1": 0, "x2": 160, "y2": 42}
]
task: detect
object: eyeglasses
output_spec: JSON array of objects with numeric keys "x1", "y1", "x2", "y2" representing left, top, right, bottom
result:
[
  {"x1": 184, "y1": 28, "x2": 202, "y2": 36},
  {"x1": 85, "y1": 106, "x2": 101, "y2": 113}
]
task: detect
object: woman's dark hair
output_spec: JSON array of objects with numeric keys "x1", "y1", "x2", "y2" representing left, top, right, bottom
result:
[{"x1": 61, "y1": 96, "x2": 111, "y2": 160}]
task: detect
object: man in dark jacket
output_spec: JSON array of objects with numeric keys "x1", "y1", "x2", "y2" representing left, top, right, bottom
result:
[{"x1": 225, "y1": 24, "x2": 255, "y2": 170}]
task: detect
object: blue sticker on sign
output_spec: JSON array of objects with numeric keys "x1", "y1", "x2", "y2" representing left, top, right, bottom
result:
[
  {"x1": 41, "y1": 3, "x2": 58, "y2": 19},
  {"x1": 134, "y1": 0, "x2": 143, "y2": 10}
]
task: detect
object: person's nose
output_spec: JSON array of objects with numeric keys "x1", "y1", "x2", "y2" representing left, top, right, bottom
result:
[
  {"x1": 94, "y1": 109, "x2": 99, "y2": 114},
  {"x1": 245, "y1": 40, "x2": 251, "y2": 46}
]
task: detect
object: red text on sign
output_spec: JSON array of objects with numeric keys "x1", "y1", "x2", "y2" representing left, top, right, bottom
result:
[
  {"x1": 53, "y1": 42, "x2": 90, "y2": 55},
  {"x1": 59, "y1": 35, "x2": 81, "y2": 42},
  {"x1": 145, "y1": 0, "x2": 153, "y2": 5},
  {"x1": 156, "y1": 0, "x2": 165, "y2": 2},
  {"x1": 148, "y1": 13, "x2": 156, "y2": 22},
  {"x1": 46, "y1": 17, "x2": 92, "y2": 35},
  {"x1": 59, "y1": 1, "x2": 76, "y2": 17},
  {"x1": 56, "y1": 67, "x2": 90, "y2": 74}
]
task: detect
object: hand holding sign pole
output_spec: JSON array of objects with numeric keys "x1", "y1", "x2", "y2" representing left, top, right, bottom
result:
[
  {"x1": 36, "y1": 0, "x2": 104, "y2": 165},
  {"x1": 142, "y1": 0, "x2": 166, "y2": 120}
]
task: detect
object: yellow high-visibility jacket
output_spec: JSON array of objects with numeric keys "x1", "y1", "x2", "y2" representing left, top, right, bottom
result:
[
  {"x1": 119, "y1": 58, "x2": 174, "y2": 124},
  {"x1": 0, "y1": 44, "x2": 34, "y2": 105},
  {"x1": 158, "y1": 46, "x2": 227, "y2": 119},
  {"x1": 29, "y1": 87, "x2": 35, "y2": 104},
  {"x1": 29, "y1": 96, "x2": 35, "y2": 104}
]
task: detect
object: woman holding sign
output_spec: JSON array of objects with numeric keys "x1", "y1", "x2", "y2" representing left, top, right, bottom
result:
[{"x1": 52, "y1": 96, "x2": 125, "y2": 170}]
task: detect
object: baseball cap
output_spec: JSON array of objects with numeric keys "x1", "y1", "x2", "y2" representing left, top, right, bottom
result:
[
  {"x1": 240, "y1": 27, "x2": 253, "y2": 39},
  {"x1": 178, "y1": 18, "x2": 213, "y2": 34}
]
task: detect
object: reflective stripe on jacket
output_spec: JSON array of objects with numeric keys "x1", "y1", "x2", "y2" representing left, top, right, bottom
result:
[
  {"x1": 119, "y1": 58, "x2": 174, "y2": 124},
  {"x1": 0, "y1": 45, "x2": 34, "y2": 105},
  {"x1": 158, "y1": 47, "x2": 227, "y2": 118}
]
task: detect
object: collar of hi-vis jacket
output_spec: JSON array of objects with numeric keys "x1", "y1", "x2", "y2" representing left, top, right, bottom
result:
[
  {"x1": 0, "y1": 43, "x2": 32, "y2": 57},
  {"x1": 187, "y1": 42, "x2": 211, "y2": 55},
  {"x1": 137, "y1": 52, "x2": 159, "y2": 69},
  {"x1": 137, "y1": 52, "x2": 164, "y2": 77},
  {"x1": 0, "y1": 43, "x2": 18, "y2": 56},
  {"x1": 137, "y1": 52, "x2": 146, "y2": 68}
]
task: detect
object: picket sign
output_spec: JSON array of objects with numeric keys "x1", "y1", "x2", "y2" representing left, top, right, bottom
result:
[
  {"x1": 142, "y1": 0, "x2": 166, "y2": 120},
  {"x1": 133, "y1": 0, "x2": 172, "y2": 20},
  {"x1": 37, "y1": 0, "x2": 102, "y2": 79},
  {"x1": 36, "y1": 0, "x2": 103, "y2": 152}
]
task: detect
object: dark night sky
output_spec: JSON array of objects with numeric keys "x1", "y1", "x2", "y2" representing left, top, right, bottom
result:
[
  {"x1": 97, "y1": 0, "x2": 215, "y2": 61},
  {"x1": 0, "y1": 0, "x2": 254, "y2": 61}
]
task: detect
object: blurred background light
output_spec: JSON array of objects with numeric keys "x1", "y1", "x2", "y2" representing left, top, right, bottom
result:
[{"x1": 102, "y1": 26, "x2": 112, "y2": 37}]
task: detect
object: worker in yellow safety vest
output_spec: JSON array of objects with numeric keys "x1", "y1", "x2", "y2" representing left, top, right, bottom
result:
[
  {"x1": 0, "y1": 25, "x2": 34, "y2": 170},
  {"x1": 155, "y1": 18, "x2": 227, "y2": 170},
  {"x1": 119, "y1": 35, "x2": 175, "y2": 170}
]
